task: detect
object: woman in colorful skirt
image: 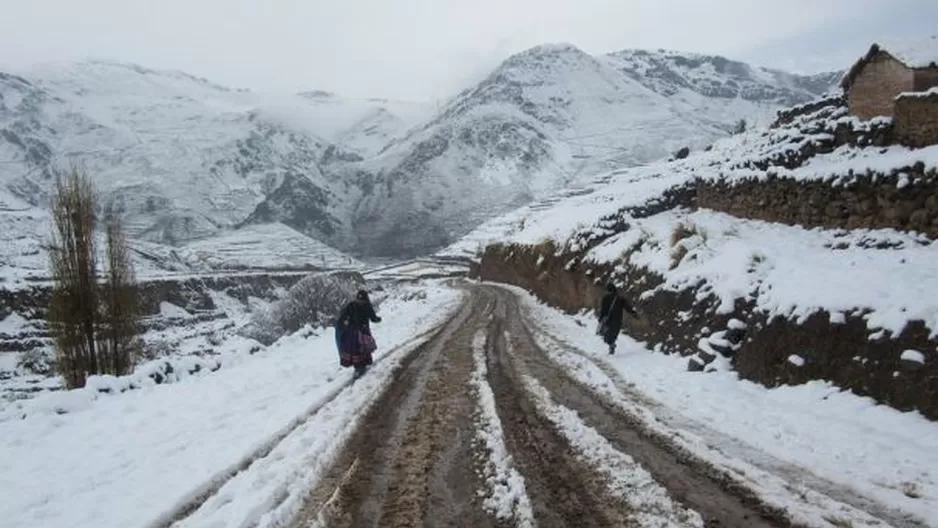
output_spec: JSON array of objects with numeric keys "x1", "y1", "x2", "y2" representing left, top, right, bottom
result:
[{"x1": 335, "y1": 289, "x2": 382, "y2": 377}]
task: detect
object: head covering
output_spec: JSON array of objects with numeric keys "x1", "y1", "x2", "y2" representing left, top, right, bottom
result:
[
  {"x1": 356, "y1": 289, "x2": 369, "y2": 301},
  {"x1": 605, "y1": 282, "x2": 617, "y2": 293}
]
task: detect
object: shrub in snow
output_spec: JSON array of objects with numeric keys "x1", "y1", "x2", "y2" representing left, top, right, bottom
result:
[
  {"x1": 206, "y1": 332, "x2": 223, "y2": 346},
  {"x1": 240, "y1": 271, "x2": 365, "y2": 345},
  {"x1": 16, "y1": 348, "x2": 54, "y2": 375},
  {"x1": 140, "y1": 339, "x2": 173, "y2": 361}
]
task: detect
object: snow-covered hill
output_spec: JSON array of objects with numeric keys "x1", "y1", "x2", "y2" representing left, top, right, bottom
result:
[
  {"x1": 1, "y1": 47, "x2": 837, "y2": 264},
  {"x1": 336, "y1": 44, "x2": 839, "y2": 255},
  {"x1": 0, "y1": 61, "x2": 422, "y2": 276}
]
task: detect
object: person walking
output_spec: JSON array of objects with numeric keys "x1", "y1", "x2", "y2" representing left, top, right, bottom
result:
[
  {"x1": 335, "y1": 289, "x2": 382, "y2": 377},
  {"x1": 597, "y1": 282, "x2": 637, "y2": 355}
]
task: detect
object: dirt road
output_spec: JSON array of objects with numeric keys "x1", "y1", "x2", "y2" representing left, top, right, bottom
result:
[{"x1": 291, "y1": 284, "x2": 878, "y2": 528}]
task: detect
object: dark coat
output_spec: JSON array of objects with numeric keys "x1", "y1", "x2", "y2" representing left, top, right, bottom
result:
[
  {"x1": 337, "y1": 299, "x2": 381, "y2": 331},
  {"x1": 335, "y1": 299, "x2": 381, "y2": 367},
  {"x1": 598, "y1": 290, "x2": 636, "y2": 345}
]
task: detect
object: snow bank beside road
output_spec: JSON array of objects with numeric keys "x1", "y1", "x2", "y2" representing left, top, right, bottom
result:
[{"x1": 0, "y1": 284, "x2": 462, "y2": 528}]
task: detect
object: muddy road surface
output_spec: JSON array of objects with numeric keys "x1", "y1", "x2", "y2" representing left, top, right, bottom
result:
[{"x1": 290, "y1": 285, "x2": 898, "y2": 528}]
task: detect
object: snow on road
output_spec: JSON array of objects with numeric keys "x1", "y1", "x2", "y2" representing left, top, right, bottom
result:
[
  {"x1": 502, "y1": 283, "x2": 938, "y2": 527},
  {"x1": 469, "y1": 329, "x2": 535, "y2": 527},
  {"x1": 0, "y1": 284, "x2": 462, "y2": 528},
  {"x1": 520, "y1": 366, "x2": 704, "y2": 527}
]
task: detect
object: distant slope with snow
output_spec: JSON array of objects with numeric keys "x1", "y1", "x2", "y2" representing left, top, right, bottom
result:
[
  {"x1": 1, "y1": 48, "x2": 837, "y2": 261},
  {"x1": 338, "y1": 44, "x2": 839, "y2": 255}
]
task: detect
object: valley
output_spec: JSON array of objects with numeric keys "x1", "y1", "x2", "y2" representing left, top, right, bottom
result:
[{"x1": 2, "y1": 31, "x2": 937, "y2": 528}]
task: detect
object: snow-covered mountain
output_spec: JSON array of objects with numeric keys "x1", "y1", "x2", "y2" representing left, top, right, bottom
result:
[
  {"x1": 0, "y1": 61, "x2": 429, "y2": 275},
  {"x1": 338, "y1": 44, "x2": 839, "y2": 255},
  {"x1": 1, "y1": 46, "x2": 838, "y2": 264}
]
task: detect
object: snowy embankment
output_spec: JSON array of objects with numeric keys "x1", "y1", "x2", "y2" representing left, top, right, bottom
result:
[
  {"x1": 502, "y1": 284, "x2": 938, "y2": 527},
  {"x1": 587, "y1": 208, "x2": 938, "y2": 336},
  {"x1": 469, "y1": 330, "x2": 535, "y2": 527},
  {"x1": 514, "y1": 339, "x2": 703, "y2": 527},
  {"x1": 0, "y1": 284, "x2": 462, "y2": 528}
]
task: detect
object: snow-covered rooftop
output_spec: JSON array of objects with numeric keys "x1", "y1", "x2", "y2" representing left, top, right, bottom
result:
[{"x1": 877, "y1": 35, "x2": 938, "y2": 69}]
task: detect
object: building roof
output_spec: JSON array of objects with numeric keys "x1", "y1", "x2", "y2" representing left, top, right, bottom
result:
[
  {"x1": 841, "y1": 35, "x2": 938, "y2": 89},
  {"x1": 879, "y1": 35, "x2": 938, "y2": 68}
]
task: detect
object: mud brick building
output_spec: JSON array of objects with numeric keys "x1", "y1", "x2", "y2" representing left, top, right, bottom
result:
[{"x1": 841, "y1": 36, "x2": 938, "y2": 147}]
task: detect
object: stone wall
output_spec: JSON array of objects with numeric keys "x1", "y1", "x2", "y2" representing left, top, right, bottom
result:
[
  {"x1": 475, "y1": 242, "x2": 938, "y2": 420},
  {"x1": 773, "y1": 94, "x2": 844, "y2": 128},
  {"x1": 895, "y1": 91, "x2": 938, "y2": 148},
  {"x1": 698, "y1": 171, "x2": 938, "y2": 237},
  {"x1": 848, "y1": 53, "x2": 914, "y2": 119}
]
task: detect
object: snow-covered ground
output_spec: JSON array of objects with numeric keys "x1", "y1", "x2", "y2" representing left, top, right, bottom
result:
[
  {"x1": 173, "y1": 223, "x2": 364, "y2": 271},
  {"x1": 0, "y1": 294, "x2": 258, "y2": 410},
  {"x1": 0, "y1": 201, "x2": 362, "y2": 286},
  {"x1": 0, "y1": 283, "x2": 462, "y2": 528},
  {"x1": 587, "y1": 209, "x2": 938, "y2": 337},
  {"x1": 505, "y1": 284, "x2": 938, "y2": 526}
]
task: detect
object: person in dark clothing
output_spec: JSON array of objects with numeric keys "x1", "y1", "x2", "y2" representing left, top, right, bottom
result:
[
  {"x1": 335, "y1": 290, "x2": 382, "y2": 377},
  {"x1": 597, "y1": 282, "x2": 637, "y2": 355}
]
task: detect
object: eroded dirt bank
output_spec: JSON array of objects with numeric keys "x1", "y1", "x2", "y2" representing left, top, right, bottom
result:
[{"x1": 474, "y1": 242, "x2": 938, "y2": 420}]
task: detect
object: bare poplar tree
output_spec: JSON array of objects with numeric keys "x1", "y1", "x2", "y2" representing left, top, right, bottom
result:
[
  {"x1": 47, "y1": 166, "x2": 98, "y2": 388},
  {"x1": 100, "y1": 207, "x2": 140, "y2": 375}
]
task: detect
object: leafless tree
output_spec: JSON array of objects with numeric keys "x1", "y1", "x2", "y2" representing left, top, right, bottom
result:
[
  {"x1": 99, "y1": 207, "x2": 140, "y2": 375},
  {"x1": 47, "y1": 167, "x2": 140, "y2": 388},
  {"x1": 47, "y1": 166, "x2": 99, "y2": 388}
]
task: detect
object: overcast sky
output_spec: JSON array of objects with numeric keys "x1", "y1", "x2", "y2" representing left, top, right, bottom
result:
[{"x1": 1, "y1": 0, "x2": 936, "y2": 100}]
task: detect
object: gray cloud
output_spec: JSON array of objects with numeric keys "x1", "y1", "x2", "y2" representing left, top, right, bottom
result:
[{"x1": 0, "y1": 0, "x2": 934, "y2": 100}]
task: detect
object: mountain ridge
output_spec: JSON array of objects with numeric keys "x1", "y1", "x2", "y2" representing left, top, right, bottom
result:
[{"x1": 1, "y1": 44, "x2": 840, "y2": 267}]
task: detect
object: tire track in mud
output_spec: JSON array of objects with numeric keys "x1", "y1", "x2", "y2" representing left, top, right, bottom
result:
[
  {"x1": 294, "y1": 284, "x2": 895, "y2": 528},
  {"x1": 293, "y1": 291, "x2": 502, "y2": 528},
  {"x1": 482, "y1": 308, "x2": 636, "y2": 527},
  {"x1": 488, "y1": 286, "x2": 787, "y2": 528}
]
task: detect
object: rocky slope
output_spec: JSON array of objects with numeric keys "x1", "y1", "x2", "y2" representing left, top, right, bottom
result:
[{"x1": 1, "y1": 48, "x2": 837, "y2": 262}]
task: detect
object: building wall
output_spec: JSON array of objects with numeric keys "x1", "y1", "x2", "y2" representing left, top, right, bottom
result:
[
  {"x1": 895, "y1": 92, "x2": 938, "y2": 148},
  {"x1": 914, "y1": 68, "x2": 938, "y2": 92},
  {"x1": 848, "y1": 53, "x2": 915, "y2": 119}
]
